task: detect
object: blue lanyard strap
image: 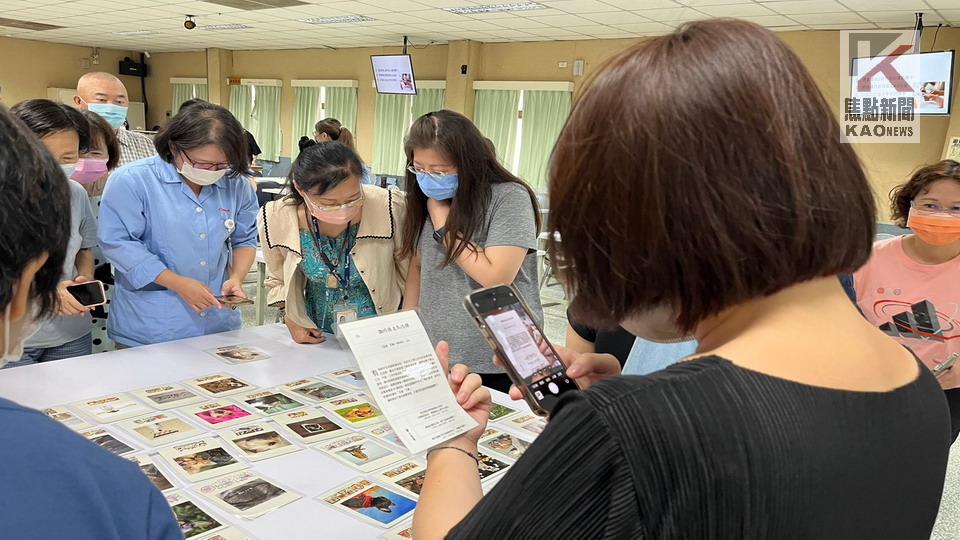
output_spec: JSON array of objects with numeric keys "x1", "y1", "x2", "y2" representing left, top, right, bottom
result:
[{"x1": 310, "y1": 218, "x2": 354, "y2": 287}]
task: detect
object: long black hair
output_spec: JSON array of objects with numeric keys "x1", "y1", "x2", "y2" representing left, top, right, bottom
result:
[
  {"x1": 285, "y1": 141, "x2": 364, "y2": 203},
  {"x1": 399, "y1": 110, "x2": 541, "y2": 264},
  {"x1": 0, "y1": 105, "x2": 71, "y2": 317}
]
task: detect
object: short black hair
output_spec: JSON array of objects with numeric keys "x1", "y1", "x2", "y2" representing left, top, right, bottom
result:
[
  {"x1": 178, "y1": 98, "x2": 208, "y2": 113},
  {"x1": 0, "y1": 105, "x2": 71, "y2": 317},
  {"x1": 81, "y1": 110, "x2": 120, "y2": 170},
  {"x1": 286, "y1": 142, "x2": 363, "y2": 203},
  {"x1": 9, "y1": 99, "x2": 90, "y2": 153},
  {"x1": 155, "y1": 101, "x2": 250, "y2": 175}
]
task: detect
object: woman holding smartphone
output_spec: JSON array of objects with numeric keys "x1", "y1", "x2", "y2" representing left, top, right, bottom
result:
[
  {"x1": 399, "y1": 110, "x2": 542, "y2": 393},
  {"x1": 98, "y1": 101, "x2": 258, "y2": 347},
  {"x1": 257, "y1": 142, "x2": 410, "y2": 344},
  {"x1": 414, "y1": 20, "x2": 950, "y2": 539},
  {"x1": 854, "y1": 160, "x2": 960, "y2": 442},
  {"x1": 8, "y1": 100, "x2": 98, "y2": 365}
]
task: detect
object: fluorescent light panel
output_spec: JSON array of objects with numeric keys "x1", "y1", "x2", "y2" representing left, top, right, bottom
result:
[
  {"x1": 444, "y1": 2, "x2": 546, "y2": 15},
  {"x1": 201, "y1": 24, "x2": 253, "y2": 31},
  {"x1": 299, "y1": 15, "x2": 376, "y2": 25}
]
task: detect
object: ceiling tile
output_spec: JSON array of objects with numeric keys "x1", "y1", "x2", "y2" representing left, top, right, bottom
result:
[
  {"x1": 602, "y1": 0, "x2": 680, "y2": 8},
  {"x1": 541, "y1": 0, "x2": 620, "y2": 13},
  {"x1": 736, "y1": 14, "x2": 799, "y2": 26},
  {"x1": 696, "y1": 3, "x2": 776, "y2": 17},
  {"x1": 838, "y1": 0, "x2": 930, "y2": 10},
  {"x1": 580, "y1": 11, "x2": 650, "y2": 24},
  {"x1": 859, "y1": 11, "x2": 945, "y2": 24},
  {"x1": 404, "y1": 8, "x2": 472, "y2": 22},
  {"x1": 611, "y1": 21, "x2": 674, "y2": 32},
  {"x1": 806, "y1": 22, "x2": 877, "y2": 29},
  {"x1": 491, "y1": 16, "x2": 553, "y2": 29},
  {"x1": 632, "y1": 6, "x2": 709, "y2": 23},
  {"x1": 760, "y1": 0, "x2": 849, "y2": 15},
  {"x1": 676, "y1": 0, "x2": 754, "y2": 5},
  {"x1": 789, "y1": 12, "x2": 868, "y2": 24},
  {"x1": 523, "y1": 13, "x2": 600, "y2": 26}
]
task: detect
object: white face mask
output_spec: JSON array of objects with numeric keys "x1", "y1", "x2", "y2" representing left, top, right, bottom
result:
[
  {"x1": 2, "y1": 302, "x2": 41, "y2": 367},
  {"x1": 60, "y1": 163, "x2": 77, "y2": 179},
  {"x1": 178, "y1": 159, "x2": 228, "y2": 186}
]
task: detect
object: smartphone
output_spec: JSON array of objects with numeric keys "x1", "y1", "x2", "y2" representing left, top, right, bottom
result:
[
  {"x1": 465, "y1": 285, "x2": 580, "y2": 416},
  {"x1": 217, "y1": 295, "x2": 254, "y2": 306},
  {"x1": 933, "y1": 353, "x2": 959, "y2": 378},
  {"x1": 66, "y1": 280, "x2": 106, "y2": 308}
]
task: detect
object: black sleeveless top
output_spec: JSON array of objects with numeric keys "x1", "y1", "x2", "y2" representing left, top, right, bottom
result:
[{"x1": 449, "y1": 356, "x2": 950, "y2": 539}]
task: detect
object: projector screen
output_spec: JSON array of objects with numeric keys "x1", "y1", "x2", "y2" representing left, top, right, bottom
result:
[
  {"x1": 850, "y1": 50, "x2": 955, "y2": 116},
  {"x1": 371, "y1": 55, "x2": 417, "y2": 95}
]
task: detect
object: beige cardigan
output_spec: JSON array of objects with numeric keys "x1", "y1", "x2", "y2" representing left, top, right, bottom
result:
[{"x1": 257, "y1": 184, "x2": 408, "y2": 330}]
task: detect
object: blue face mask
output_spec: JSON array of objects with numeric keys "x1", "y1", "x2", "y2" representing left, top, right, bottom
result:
[
  {"x1": 417, "y1": 172, "x2": 459, "y2": 201},
  {"x1": 87, "y1": 103, "x2": 128, "y2": 129}
]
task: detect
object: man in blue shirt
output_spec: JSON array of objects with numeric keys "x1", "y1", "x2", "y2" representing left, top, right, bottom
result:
[
  {"x1": 98, "y1": 102, "x2": 259, "y2": 346},
  {"x1": 0, "y1": 105, "x2": 180, "y2": 538}
]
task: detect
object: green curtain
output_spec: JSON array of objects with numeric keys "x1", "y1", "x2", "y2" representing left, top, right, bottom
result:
[
  {"x1": 474, "y1": 89, "x2": 520, "y2": 169},
  {"x1": 518, "y1": 90, "x2": 572, "y2": 192},
  {"x1": 228, "y1": 85, "x2": 254, "y2": 132},
  {"x1": 251, "y1": 85, "x2": 281, "y2": 161},
  {"x1": 291, "y1": 86, "x2": 320, "y2": 160},
  {"x1": 412, "y1": 88, "x2": 446, "y2": 121},
  {"x1": 326, "y1": 86, "x2": 358, "y2": 134},
  {"x1": 171, "y1": 83, "x2": 194, "y2": 115},
  {"x1": 172, "y1": 83, "x2": 210, "y2": 116},
  {"x1": 373, "y1": 93, "x2": 412, "y2": 176}
]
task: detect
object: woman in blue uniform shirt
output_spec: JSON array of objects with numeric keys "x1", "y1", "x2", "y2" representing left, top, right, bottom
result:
[{"x1": 98, "y1": 101, "x2": 258, "y2": 346}]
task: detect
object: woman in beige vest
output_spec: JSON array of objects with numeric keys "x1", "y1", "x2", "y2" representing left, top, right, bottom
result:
[{"x1": 257, "y1": 142, "x2": 411, "y2": 344}]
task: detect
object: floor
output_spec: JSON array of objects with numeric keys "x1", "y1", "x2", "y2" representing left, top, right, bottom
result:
[{"x1": 236, "y1": 280, "x2": 959, "y2": 538}]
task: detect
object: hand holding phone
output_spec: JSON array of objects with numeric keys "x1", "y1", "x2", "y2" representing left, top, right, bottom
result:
[
  {"x1": 493, "y1": 347, "x2": 622, "y2": 402},
  {"x1": 63, "y1": 279, "x2": 106, "y2": 314},
  {"x1": 217, "y1": 294, "x2": 254, "y2": 306},
  {"x1": 466, "y1": 285, "x2": 581, "y2": 416}
]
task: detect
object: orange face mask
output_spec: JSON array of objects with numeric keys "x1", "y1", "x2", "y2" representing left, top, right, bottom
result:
[{"x1": 907, "y1": 208, "x2": 960, "y2": 246}]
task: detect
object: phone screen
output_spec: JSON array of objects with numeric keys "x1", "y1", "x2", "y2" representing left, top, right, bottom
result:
[
  {"x1": 66, "y1": 281, "x2": 105, "y2": 307},
  {"x1": 478, "y1": 295, "x2": 578, "y2": 412}
]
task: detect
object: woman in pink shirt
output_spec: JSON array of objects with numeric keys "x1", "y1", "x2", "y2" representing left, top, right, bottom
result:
[{"x1": 855, "y1": 159, "x2": 960, "y2": 442}]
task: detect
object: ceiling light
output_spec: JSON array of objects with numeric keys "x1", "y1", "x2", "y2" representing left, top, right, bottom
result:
[
  {"x1": 299, "y1": 15, "x2": 376, "y2": 24},
  {"x1": 201, "y1": 24, "x2": 253, "y2": 31},
  {"x1": 444, "y1": 2, "x2": 546, "y2": 15}
]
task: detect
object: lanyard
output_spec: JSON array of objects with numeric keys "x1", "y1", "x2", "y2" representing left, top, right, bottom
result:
[{"x1": 309, "y1": 217, "x2": 353, "y2": 290}]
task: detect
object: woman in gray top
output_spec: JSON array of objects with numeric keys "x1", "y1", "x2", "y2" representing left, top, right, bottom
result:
[
  {"x1": 8, "y1": 100, "x2": 98, "y2": 365},
  {"x1": 399, "y1": 110, "x2": 542, "y2": 393}
]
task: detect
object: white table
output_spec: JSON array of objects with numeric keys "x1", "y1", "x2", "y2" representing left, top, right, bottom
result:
[{"x1": 0, "y1": 324, "x2": 524, "y2": 539}]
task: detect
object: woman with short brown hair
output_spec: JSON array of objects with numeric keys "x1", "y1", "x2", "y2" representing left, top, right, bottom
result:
[
  {"x1": 413, "y1": 20, "x2": 950, "y2": 539},
  {"x1": 855, "y1": 159, "x2": 960, "y2": 442}
]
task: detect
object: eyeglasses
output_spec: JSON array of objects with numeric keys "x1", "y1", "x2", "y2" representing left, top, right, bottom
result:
[
  {"x1": 182, "y1": 150, "x2": 231, "y2": 171},
  {"x1": 911, "y1": 200, "x2": 960, "y2": 217},
  {"x1": 407, "y1": 165, "x2": 455, "y2": 180},
  {"x1": 303, "y1": 190, "x2": 365, "y2": 212}
]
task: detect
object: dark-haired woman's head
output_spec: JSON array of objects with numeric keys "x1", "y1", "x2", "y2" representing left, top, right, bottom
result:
[
  {"x1": 178, "y1": 98, "x2": 208, "y2": 114},
  {"x1": 72, "y1": 110, "x2": 119, "y2": 185},
  {"x1": 399, "y1": 110, "x2": 540, "y2": 262},
  {"x1": 0, "y1": 105, "x2": 71, "y2": 360},
  {"x1": 315, "y1": 118, "x2": 355, "y2": 150},
  {"x1": 9, "y1": 99, "x2": 89, "y2": 177},
  {"x1": 549, "y1": 20, "x2": 876, "y2": 338},
  {"x1": 287, "y1": 142, "x2": 365, "y2": 225},
  {"x1": 890, "y1": 160, "x2": 960, "y2": 246},
  {"x1": 155, "y1": 101, "x2": 249, "y2": 183}
]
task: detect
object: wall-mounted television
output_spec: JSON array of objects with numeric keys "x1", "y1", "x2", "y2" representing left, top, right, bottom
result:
[
  {"x1": 371, "y1": 54, "x2": 417, "y2": 95},
  {"x1": 850, "y1": 50, "x2": 955, "y2": 116}
]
